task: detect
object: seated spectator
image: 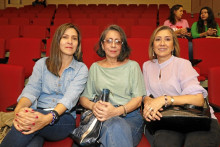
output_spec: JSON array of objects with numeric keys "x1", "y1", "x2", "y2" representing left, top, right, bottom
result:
[
  {"x1": 79, "y1": 25, "x2": 146, "y2": 147},
  {"x1": 191, "y1": 6, "x2": 220, "y2": 38},
  {"x1": 142, "y1": 25, "x2": 220, "y2": 147},
  {"x1": 164, "y1": 4, "x2": 191, "y2": 38},
  {"x1": 0, "y1": 23, "x2": 88, "y2": 146},
  {"x1": 32, "y1": 0, "x2": 46, "y2": 7}
]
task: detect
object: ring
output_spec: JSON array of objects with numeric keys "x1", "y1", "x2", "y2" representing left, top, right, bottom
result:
[{"x1": 149, "y1": 107, "x2": 153, "y2": 111}]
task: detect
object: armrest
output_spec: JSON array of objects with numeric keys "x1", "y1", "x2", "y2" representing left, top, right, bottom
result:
[
  {"x1": 33, "y1": 58, "x2": 41, "y2": 62},
  {"x1": 190, "y1": 59, "x2": 202, "y2": 66},
  {"x1": 6, "y1": 103, "x2": 17, "y2": 111},
  {"x1": 0, "y1": 57, "x2": 9, "y2": 64},
  {"x1": 210, "y1": 103, "x2": 220, "y2": 112},
  {"x1": 76, "y1": 104, "x2": 85, "y2": 114}
]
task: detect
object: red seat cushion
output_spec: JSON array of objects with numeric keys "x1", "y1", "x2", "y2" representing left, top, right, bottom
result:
[
  {"x1": 137, "y1": 134, "x2": 151, "y2": 147},
  {"x1": 43, "y1": 137, "x2": 73, "y2": 147}
]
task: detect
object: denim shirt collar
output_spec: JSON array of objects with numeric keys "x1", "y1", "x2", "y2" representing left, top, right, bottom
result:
[{"x1": 67, "y1": 58, "x2": 78, "y2": 71}]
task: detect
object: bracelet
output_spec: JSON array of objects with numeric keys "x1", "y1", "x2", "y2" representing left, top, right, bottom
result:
[
  {"x1": 50, "y1": 110, "x2": 59, "y2": 125},
  {"x1": 50, "y1": 111, "x2": 56, "y2": 125},
  {"x1": 142, "y1": 95, "x2": 146, "y2": 103},
  {"x1": 170, "y1": 96, "x2": 175, "y2": 105},
  {"x1": 164, "y1": 95, "x2": 168, "y2": 107},
  {"x1": 122, "y1": 105, "x2": 127, "y2": 117}
]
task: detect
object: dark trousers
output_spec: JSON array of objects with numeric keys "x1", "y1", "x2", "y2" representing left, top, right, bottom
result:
[{"x1": 145, "y1": 119, "x2": 220, "y2": 147}]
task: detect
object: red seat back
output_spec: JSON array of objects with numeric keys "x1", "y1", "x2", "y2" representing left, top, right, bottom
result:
[
  {"x1": 208, "y1": 66, "x2": 220, "y2": 106},
  {"x1": 127, "y1": 38, "x2": 150, "y2": 70},
  {"x1": 0, "y1": 64, "x2": 25, "y2": 111},
  {"x1": 8, "y1": 38, "x2": 42, "y2": 78},
  {"x1": 81, "y1": 38, "x2": 103, "y2": 68},
  {"x1": 193, "y1": 38, "x2": 220, "y2": 78}
]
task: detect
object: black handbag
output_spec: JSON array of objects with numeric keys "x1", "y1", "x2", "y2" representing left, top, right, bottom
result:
[
  {"x1": 145, "y1": 96, "x2": 211, "y2": 135},
  {"x1": 71, "y1": 89, "x2": 110, "y2": 146}
]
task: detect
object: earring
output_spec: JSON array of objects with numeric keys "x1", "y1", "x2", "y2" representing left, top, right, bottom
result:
[{"x1": 153, "y1": 51, "x2": 155, "y2": 57}]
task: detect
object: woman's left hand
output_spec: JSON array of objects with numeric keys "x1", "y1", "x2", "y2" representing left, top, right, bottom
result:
[
  {"x1": 93, "y1": 101, "x2": 116, "y2": 122},
  {"x1": 21, "y1": 111, "x2": 52, "y2": 135}
]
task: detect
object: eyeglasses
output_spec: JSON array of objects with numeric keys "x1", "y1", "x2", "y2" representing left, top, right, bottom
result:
[{"x1": 103, "y1": 38, "x2": 123, "y2": 46}]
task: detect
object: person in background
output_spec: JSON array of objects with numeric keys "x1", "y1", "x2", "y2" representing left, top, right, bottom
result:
[
  {"x1": 32, "y1": 0, "x2": 46, "y2": 7},
  {"x1": 164, "y1": 4, "x2": 191, "y2": 38},
  {"x1": 191, "y1": 6, "x2": 220, "y2": 38},
  {"x1": 142, "y1": 25, "x2": 220, "y2": 147},
  {"x1": 1, "y1": 23, "x2": 88, "y2": 147},
  {"x1": 79, "y1": 25, "x2": 146, "y2": 147}
]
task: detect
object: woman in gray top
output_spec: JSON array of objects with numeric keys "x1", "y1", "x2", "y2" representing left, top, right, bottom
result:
[{"x1": 80, "y1": 25, "x2": 146, "y2": 147}]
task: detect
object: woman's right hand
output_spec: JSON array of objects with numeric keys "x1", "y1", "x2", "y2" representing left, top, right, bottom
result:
[
  {"x1": 207, "y1": 28, "x2": 217, "y2": 36},
  {"x1": 92, "y1": 101, "x2": 117, "y2": 122},
  {"x1": 143, "y1": 96, "x2": 164, "y2": 122},
  {"x1": 14, "y1": 107, "x2": 38, "y2": 132}
]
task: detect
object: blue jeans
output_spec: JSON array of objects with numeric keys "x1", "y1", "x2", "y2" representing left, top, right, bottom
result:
[
  {"x1": 99, "y1": 109, "x2": 144, "y2": 147},
  {"x1": 1, "y1": 109, "x2": 75, "y2": 147}
]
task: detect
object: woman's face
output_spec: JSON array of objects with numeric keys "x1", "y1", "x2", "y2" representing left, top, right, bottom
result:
[
  {"x1": 174, "y1": 7, "x2": 183, "y2": 20},
  {"x1": 102, "y1": 30, "x2": 123, "y2": 59},
  {"x1": 153, "y1": 29, "x2": 174, "y2": 62},
  {"x1": 59, "y1": 28, "x2": 78, "y2": 57},
  {"x1": 201, "y1": 9, "x2": 209, "y2": 21}
]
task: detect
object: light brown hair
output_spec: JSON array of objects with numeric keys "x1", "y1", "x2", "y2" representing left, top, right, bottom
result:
[
  {"x1": 149, "y1": 25, "x2": 180, "y2": 60},
  {"x1": 46, "y1": 23, "x2": 82, "y2": 76}
]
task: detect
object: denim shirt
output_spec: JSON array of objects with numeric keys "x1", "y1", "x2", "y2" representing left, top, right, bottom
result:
[{"x1": 18, "y1": 57, "x2": 88, "y2": 117}]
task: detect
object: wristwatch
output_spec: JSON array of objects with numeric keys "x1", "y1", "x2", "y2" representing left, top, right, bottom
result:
[
  {"x1": 170, "y1": 96, "x2": 175, "y2": 105},
  {"x1": 50, "y1": 110, "x2": 59, "y2": 125}
]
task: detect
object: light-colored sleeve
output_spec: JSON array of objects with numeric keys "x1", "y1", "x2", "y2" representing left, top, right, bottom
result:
[
  {"x1": 17, "y1": 58, "x2": 44, "y2": 104},
  {"x1": 178, "y1": 60, "x2": 207, "y2": 98},
  {"x1": 58, "y1": 64, "x2": 88, "y2": 110},
  {"x1": 184, "y1": 19, "x2": 189, "y2": 28},
  {"x1": 163, "y1": 20, "x2": 170, "y2": 26},
  {"x1": 217, "y1": 24, "x2": 220, "y2": 37},
  {"x1": 142, "y1": 61, "x2": 151, "y2": 96},
  {"x1": 131, "y1": 62, "x2": 146, "y2": 98},
  {"x1": 191, "y1": 22, "x2": 201, "y2": 38}
]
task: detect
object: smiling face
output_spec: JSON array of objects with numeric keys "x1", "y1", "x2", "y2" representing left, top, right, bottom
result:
[
  {"x1": 59, "y1": 28, "x2": 78, "y2": 57},
  {"x1": 174, "y1": 7, "x2": 183, "y2": 20},
  {"x1": 153, "y1": 29, "x2": 174, "y2": 63},
  {"x1": 200, "y1": 9, "x2": 209, "y2": 21},
  {"x1": 102, "y1": 30, "x2": 123, "y2": 60}
]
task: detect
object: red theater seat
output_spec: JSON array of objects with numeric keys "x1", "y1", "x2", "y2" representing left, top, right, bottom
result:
[
  {"x1": 0, "y1": 64, "x2": 25, "y2": 112},
  {"x1": 208, "y1": 66, "x2": 220, "y2": 122},
  {"x1": 8, "y1": 38, "x2": 42, "y2": 78}
]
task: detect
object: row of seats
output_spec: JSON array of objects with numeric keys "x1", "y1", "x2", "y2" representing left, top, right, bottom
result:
[
  {"x1": 1, "y1": 37, "x2": 219, "y2": 80},
  {"x1": 1, "y1": 63, "x2": 220, "y2": 146}
]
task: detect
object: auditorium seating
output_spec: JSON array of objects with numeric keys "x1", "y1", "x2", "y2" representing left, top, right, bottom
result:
[
  {"x1": 0, "y1": 38, "x2": 5, "y2": 59},
  {"x1": 1, "y1": 4, "x2": 218, "y2": 147},
  {"x1": 177, "y1": 38, "x2": 189, "y2": 60},
  {"x1": 0, "y1": 17, "x2": 9, "y2": 25},
  {"x1": 193, "y1": 38, "x2": 220, "y2": 79},
  {"x1": 130, "y1": 26, "x2": 156, "y2": 38},
  {"x1": 0, "y1": 64, "x2": 25, "y2": 112},
  {"x1": 8, "y1": 38, "x2": 42, "y2": 78},
  {"x1": 79, "y1": 25, "x2": 100, "y2": 38},
  {"x1": 0, "y1": 25, "x2": 20, "y2": 51},
  {"x1": 21, "y1": 25, "x2": 48, "y2": 39},
  {"x1": 81, "y1": 37, "x2": 102, "y2": 68},
  {"x1": 127, "y1": 38, "x2": 150, "y2": 69},
  {"x1": 208, "y1": 66, "x2": 220, "y2": 122}
]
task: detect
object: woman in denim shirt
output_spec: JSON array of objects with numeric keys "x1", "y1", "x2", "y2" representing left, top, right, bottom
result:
[{"x1": 1, "y1": 23, "x2": 88, "y2": 147}]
